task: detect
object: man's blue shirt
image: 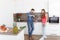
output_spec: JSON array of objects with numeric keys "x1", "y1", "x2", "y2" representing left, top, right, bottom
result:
[{"x1": 27, "y1": 12, "x2": 33, "y2": 21}]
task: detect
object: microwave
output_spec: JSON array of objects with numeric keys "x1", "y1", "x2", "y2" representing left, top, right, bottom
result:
[{"x1": 49, "y1": 16, "x2": 59, "y2": 23}]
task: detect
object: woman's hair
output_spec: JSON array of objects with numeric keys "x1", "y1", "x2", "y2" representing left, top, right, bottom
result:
[{"x1": 41, "y1": 9, "x2": 46, "y2": 18}]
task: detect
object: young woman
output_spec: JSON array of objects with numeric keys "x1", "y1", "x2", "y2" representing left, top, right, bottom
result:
[
  {"x1": 27, "y1": 9, "x2": 35, "y2": 40},
  {"x1": 41, "y1": 9, "x2": 48, "y2": 38}
]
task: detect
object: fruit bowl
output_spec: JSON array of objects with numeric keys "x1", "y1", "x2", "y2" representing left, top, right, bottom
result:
[{"x1": 0, "y1": 28, "x2": 9, "y2": 33}]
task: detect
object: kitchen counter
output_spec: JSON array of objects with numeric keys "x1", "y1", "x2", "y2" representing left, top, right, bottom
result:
[
  {"x1": 0, "y1": 28, "x2": 23, "y2": 35},
  {"x1": 0, "y1": 27, "x2": 25, "y2": 40}
]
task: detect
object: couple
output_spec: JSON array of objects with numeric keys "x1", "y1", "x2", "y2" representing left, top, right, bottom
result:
[{"x1": 27, "y1": 8, "x2": 48, "y2": 40}]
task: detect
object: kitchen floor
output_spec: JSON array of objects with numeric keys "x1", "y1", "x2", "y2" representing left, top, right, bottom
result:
[
  {"x1": 24, "y1": 34, "x2": 42, "y2": 40},
  {"x1": 45, "y1": 35, "x2": 60, "y2": 40},
  {"x1": 24, "y1": 34, "x2": 60, "y2": 40}
]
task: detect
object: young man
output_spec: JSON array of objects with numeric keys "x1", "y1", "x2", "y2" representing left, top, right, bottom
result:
[{"x1": 27, "y1": 8, "x2": 35, "y2": 40}]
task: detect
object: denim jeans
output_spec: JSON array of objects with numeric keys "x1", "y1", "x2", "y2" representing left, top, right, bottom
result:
[
  {"x1": 27, "y1": 20, "x2": 34, "y2": 36},
  {"x1": 42, "y1": 24, "x2": 46, "y2": 36}
]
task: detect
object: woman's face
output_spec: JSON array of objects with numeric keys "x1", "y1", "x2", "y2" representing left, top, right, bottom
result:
[{"x1": 41, "y1": 10, "x2": 45, "y2": 13}]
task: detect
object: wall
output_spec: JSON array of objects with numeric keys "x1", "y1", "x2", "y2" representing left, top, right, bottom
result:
[
  {"x1": 14, "y1": 0, "x2": 48, "y2": 13},
  {"x1": 49, "y1": 0, "x2": 60, "y2": 17},
  {"x1": 0, "y1": 0, "x2": 15, "y2": 27}
]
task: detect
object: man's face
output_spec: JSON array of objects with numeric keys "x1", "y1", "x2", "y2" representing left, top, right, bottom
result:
[{"x1": 31, "y1": 10, "x2": 35, "y2": 13}]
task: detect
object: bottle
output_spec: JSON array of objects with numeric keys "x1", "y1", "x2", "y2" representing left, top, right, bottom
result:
[{"x1": 13, "y1": 22, "x2": 18, "y2": 34}]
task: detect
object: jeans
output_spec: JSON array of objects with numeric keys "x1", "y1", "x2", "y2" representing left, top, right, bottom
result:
[
  {"x1": 27, "y1": 20, "x2": 34, "y2": 36},
  {"x1": 42, "y1": 24, "x2": 46, "y2": 36}
]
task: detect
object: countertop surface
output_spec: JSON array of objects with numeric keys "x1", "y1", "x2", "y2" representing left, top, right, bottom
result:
[{"x1": 0, "y1": 27, "x2": 24, "y2": 36}]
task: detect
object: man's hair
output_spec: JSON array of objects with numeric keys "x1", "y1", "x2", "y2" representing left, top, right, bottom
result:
[{"x1": 31, "y1": 8, "x2": 35, "y2": 11}]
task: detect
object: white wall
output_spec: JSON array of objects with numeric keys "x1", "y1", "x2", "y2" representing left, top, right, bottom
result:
[
  {"x1": 14, "y1": 0, "x2": 48, "y2": 13},
  {"x1": 0, "y1": 0, "x2": 15, "y2": 27},
  {"x1": 49, "y1": 0, "x2": 60, "y2": 17}
]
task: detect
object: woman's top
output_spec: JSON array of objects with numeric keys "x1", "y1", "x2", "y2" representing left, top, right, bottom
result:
[{"x1": 41, "y1": 16, "x2": 46, "y2": 24}]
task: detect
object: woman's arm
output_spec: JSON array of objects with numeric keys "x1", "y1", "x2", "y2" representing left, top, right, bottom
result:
[{"x1": 45, "y1": 13, "x2": 48, "y2": 22}]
